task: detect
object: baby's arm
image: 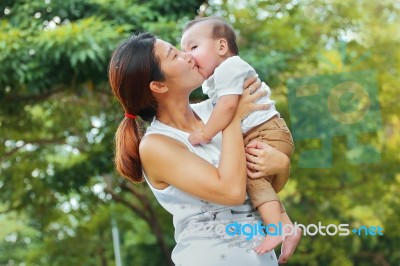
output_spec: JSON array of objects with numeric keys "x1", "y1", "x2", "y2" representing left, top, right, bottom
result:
[{"x1": 189, "y1": 94, "x2": 240, "y2": 146}]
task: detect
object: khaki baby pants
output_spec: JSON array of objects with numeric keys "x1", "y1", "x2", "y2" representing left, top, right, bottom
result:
[{"x1": 243, "y1": 115, "x2": 294, "y2": 212}]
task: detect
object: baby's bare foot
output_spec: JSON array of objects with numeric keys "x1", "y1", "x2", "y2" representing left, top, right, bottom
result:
[
  {"x1": 278, "y1": 227, "x2": 302, "y2": 264},
  {"x1": 254, "y1": 234, "x2": 283, "y2": 255}
]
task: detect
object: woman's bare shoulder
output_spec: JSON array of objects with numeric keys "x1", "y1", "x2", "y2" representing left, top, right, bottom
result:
[{"x1": 139, "y1": 134, "x2": 188, "y2": 158}]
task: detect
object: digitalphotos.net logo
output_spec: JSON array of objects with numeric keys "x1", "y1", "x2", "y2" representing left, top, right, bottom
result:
[{"x1": 225, "y1": 221, "x2": 384, "y2": 241}]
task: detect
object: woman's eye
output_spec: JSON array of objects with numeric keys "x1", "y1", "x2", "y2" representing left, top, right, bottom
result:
[{"x1": 173, "y1": 54, "x2": 177, "y2": 59}]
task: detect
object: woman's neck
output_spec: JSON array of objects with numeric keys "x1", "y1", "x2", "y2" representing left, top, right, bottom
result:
[{"x1": 156, "y1": 98, "x2": 203, "y2": 132}]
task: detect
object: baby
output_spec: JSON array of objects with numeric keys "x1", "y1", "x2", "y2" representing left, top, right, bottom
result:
[{"x1": 181, "y1": 17, "x2": 301, "y2": 263}]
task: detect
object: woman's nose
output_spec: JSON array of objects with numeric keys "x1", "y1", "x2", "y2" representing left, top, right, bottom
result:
[{"x1": 183, "y1": 52, "x2": 193, "y2": 62}]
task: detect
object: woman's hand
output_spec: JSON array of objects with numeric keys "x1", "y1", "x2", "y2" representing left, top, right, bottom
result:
[
  {"x1": 234, "y1": 77, "x2": 270, "y2": 121},
  {"x1": 245, "y1": 140, "x2": 289, "y2": 179}
]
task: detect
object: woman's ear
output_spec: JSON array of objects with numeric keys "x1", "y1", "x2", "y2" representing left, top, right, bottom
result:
[
  {"x1": 149, "y1": 81, "x2": 168, "y2": 94},
  {"x1": 218, "y1": 38, "x2": 229, "y2": 56}
]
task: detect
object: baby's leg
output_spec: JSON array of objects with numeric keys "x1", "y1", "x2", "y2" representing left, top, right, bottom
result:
[
  {"x1": 244, "y1": 117, "x2": 297, "y2": 256},
  {"x1": 243, "y1": 116, "x2": 294, "y2": 193},
  {"x1": 254, "y1": 200, "x2": 302, "y2": 261},
  {"x1": 253, "y1": 197, "x2": 284, "y2": 255},
  {"x1": 247, "y1": 176, "x2": 285, "y2": 255},
  {"x1": 277, "y1": 211, "x2": 302, "y2": 263}
]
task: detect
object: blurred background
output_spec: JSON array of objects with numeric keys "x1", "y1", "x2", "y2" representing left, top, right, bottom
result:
[{"x1": 0, "y1": 0, "x2": 399, "y2": 265}]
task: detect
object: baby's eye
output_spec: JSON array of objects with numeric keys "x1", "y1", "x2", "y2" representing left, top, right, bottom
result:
[
  {"x1": 190, "y1": 46, "x2": 198, "y2": 51},
  {"x1": 173, "y1": 54, "x2": 177, "y2": 59}
]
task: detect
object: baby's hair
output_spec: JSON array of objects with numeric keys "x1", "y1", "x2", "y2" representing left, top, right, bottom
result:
[{"x1": 183, "y1": 16, "x2": 239, "y2": 55}]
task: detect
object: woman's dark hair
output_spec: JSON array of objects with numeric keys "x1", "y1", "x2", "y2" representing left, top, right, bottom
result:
[
  {"x1": 108, "y1": 32, "x2": 164, "y2": 183},
  {"x1": 183, "y1": 16, "x2": 239, "y2": 55}
]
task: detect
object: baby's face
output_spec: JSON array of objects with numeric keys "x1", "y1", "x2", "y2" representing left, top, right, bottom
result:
[{"x1": 181, "y1": 22, "x2": 222, "y2": 80}]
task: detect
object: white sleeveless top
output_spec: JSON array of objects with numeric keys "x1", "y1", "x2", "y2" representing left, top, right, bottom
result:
[{"x1": 144, "y1": 99, "x2": 278, "y2": 266}]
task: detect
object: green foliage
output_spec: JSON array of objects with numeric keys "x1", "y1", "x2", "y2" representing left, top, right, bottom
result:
[
  {"x1": 0, "y1": 0, "x2": 201, "y2": 265},
  {"x1": 1, "y1": 0, "x2": 399, "y2": 265},
  {"x1": 212, "y1": 0, "x2": 399, "y2": 265}
]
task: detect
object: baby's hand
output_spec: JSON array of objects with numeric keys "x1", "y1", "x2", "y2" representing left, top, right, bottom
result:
[{"x1": 188, "y1": 129, "x2": 211, "y2": 146}]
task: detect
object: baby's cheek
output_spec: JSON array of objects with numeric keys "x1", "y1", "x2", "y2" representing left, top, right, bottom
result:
[{"x1": 192, "y1": 52, "x2": 203, "y2": 63}]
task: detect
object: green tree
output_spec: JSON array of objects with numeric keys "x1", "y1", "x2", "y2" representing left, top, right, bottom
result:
[
  {"x1": 204, "y1": 0, "x2": 399, "y2": 265},
  {"x1": 0, "y1": 0, "x2": 203, "y2": 265}
]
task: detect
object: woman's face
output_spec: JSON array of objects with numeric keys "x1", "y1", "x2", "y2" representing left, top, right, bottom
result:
[{"x1": 154, "y1": 39, "x2": 204, "y2": 92}]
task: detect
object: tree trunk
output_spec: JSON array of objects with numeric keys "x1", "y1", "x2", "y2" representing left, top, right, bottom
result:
[{"x1": 105, "y1": 179, "x2": 173, "y2": 265}]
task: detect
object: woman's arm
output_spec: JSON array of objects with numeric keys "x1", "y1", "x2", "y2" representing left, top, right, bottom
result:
[
  {"x1": 140, "y1": 112, "x2": 245, "y2": 206},
  {"x1": 140, "y1": 78, "x2": 266, "y2": 206}
]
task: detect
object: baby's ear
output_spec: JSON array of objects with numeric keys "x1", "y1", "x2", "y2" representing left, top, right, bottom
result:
[
  {"x1": 218, "y1": 38, "x2": 229, "y2": 56},
  {"x1": 149, "y1": 81, "x2": 168, "y2": 94}
]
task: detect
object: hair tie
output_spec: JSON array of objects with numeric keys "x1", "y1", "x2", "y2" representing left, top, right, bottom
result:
[{"x1": 125, "y1": 113, "x2": 137, "y2": 119}]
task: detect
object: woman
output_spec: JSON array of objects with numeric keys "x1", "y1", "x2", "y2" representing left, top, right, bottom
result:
[{"x1": 108, "y1": 33, "x2": 290, "y2": 265}]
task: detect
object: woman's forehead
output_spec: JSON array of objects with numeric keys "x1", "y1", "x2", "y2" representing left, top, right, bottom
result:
[{"x1": 154, "y1": 39, "x2": 173, "y2": 59}]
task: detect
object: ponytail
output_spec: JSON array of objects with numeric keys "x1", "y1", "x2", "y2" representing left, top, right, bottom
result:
[
  {"x1": 114, "y1": 118, "x2": 143, "y2": 182},
  {"x1": 108, "y1": 32, "x2": 163, "y2": 183}
]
